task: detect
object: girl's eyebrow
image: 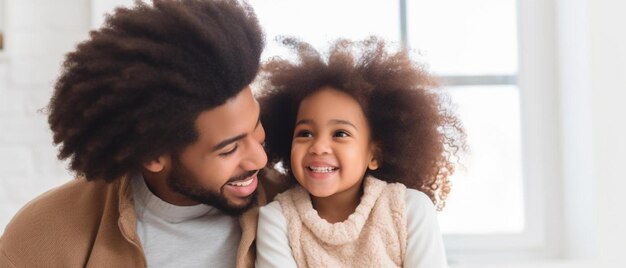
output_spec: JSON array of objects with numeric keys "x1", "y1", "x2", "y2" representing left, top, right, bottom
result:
[
  {"x1": 329, "y1": 119, "x2": 358, "y2": 130},
  {"x1": 295, "y1": 119, "x2": 358, "y2": 130}
]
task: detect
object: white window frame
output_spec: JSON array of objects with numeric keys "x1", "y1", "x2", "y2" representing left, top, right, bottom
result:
[
  {"x1": 441, "y1": 0, "x2": 561, "y2": 262},
  {"x1": 442, "y1": 0, "x2": 595, "y2": 265}
]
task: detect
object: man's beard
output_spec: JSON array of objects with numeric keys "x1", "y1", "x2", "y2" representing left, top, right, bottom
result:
[{"x1": 166, "y1": 156, "x2": 258, "y2": 216}]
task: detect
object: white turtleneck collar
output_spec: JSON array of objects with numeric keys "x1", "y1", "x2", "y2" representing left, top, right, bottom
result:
[
  {"x1": 131, "y1": 173, "x2": 215, "y2": 223},
  {"x1": 130, "y1": 173, "x2": 241, "y2": 267}
]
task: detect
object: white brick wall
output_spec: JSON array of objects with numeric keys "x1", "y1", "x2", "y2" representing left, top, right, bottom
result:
[{"x1": 0, "y1": 0, "x2": 90, "y2": 232}]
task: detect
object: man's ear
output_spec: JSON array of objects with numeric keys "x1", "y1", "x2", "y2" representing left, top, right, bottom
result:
[{"x1": 143, "y1": 155, "x2": 170, "y2": 173}]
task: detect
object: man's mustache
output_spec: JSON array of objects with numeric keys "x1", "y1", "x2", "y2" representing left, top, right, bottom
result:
[{"x1": 225, "y1": 169, "x2": 259, "y2": 184}]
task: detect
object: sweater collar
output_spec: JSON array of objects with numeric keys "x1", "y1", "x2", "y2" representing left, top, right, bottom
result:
[
  {"x1": 130, "y1": 174, "x2": 214, "y2": 223},
  {"x1": 292, "y1": 176, "x2": 387, "y2": 245}
]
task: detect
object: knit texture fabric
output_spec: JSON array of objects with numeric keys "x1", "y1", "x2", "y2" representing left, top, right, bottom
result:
[{"x1": 275, "y1": 176, "x2": 407, "y2": 267}]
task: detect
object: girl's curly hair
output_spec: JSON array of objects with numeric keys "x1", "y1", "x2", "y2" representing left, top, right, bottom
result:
[
  {"x1": 258, "y1": 37, "x2": 465, "y2": 209},
  {"x1": 47, "y1": 0, "x2": 264, "y2": 182}
]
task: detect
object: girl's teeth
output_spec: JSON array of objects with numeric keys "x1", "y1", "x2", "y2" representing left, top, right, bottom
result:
[
  {"x1": 309, "y1": 166, "x2": 336, "y2": 173},
  {"x1": 228, "y1": 177, "x2": 253, "y2": 187}
]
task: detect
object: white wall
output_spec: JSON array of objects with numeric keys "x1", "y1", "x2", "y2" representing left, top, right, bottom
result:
[
  {"x1": 0, "y1": 0, "x2": 88, "y2": 231},
  {"x1": 588, "y1": 0, "x2": 626, "y2": 266}
]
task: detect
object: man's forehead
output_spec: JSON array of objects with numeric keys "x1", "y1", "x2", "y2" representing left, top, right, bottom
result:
[{"x1": 193, "y1": 88, "x2": 260, "y2": 145}]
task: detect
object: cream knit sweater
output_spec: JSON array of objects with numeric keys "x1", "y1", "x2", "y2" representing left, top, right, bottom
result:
[{"x1": 275, "y1": 176, "x2": 407, "y2": 267}]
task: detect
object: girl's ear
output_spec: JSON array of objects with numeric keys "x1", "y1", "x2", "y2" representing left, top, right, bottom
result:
[
  {"x1": 368, "y1": 159, "x2": 379, "y2": 170},
  {"x1": 368, "y1": 142, "x2": 381, "y2": 170},
  {"x1": 143, "y1": 155, "x2": 170, "y2": 173}
]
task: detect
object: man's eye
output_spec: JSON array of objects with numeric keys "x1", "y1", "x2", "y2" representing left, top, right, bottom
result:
[
  {"x1": 219, "y1": 145, "x2": 238, "y2": 156},
  {"x1": 295, "y1": 130, "x2": 313, "y2": 138}
]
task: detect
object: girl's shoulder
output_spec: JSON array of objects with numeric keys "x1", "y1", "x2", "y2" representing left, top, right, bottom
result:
[
  {"x1": 379, "y1": 177, "x2": 434, "y2": 210},
  {"x1": 404, "y1": 188, "x2": 439, "y2": 219},
  {"x1": 261, "y1": 199, "x2": 283, "y2": 213},
  {"x1": 261, "y1": 182, "x2": 302, "y2": 215},
  {"x1": 404, "y1": 188, "x2": 434, "y2": 205},
  {"x1": 258, "y1": 200, "x2": 286, "y2": 226},
  {"x1": 263, "y1": 186, "x2": 306, "y2": 220},
  {"x1": 378, "y1": 181, "x2": 435, "y2": 215}
]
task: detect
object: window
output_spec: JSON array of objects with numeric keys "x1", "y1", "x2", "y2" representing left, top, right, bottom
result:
[
  {"x1": 403, "y1": 0, "x2": 523, "y2": 236},
  {"x1": 252, "y1": 0, "x2": 525, "y2": 235},
  {"x1": 249, "y1": 0, "x2": 401, "y2": 60},
  {"x1": 251, "y1": 0, "x2": 559, "y2": 263}
]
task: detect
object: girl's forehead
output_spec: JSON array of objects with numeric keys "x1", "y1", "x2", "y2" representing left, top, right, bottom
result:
[
  {"x1": 300, "y1": 87, "x2": 360, "y2": 106},
  {"x1": 296, "y1": 88, "x2": 368, "y2": 125},
  {"x1": 300, "y1": 87, "x2": 358, "y2": 107}
]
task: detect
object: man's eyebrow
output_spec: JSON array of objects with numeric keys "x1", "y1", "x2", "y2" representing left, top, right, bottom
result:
[
  {"x1": 211, "y1": 115, "x2": 261, "y2": 152},
  {"x1": 295, "y1": 119, "x2": 313, "y2": 126},
  {"x1": 211, "y1": 134, "x2": 246, "y2": 152}
]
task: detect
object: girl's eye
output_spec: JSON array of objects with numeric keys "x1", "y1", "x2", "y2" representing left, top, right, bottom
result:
[
  {"x1": 334, "y1": 130, "x2": 350, "y2": 138},
  {"x1": 219, "y1": 144, "x2": 238, "y2": 157},
  {"x1": 295, "y1": 130, "x2": 313, "y2": 138}
]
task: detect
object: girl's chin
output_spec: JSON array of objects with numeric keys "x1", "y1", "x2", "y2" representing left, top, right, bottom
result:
[{"x1": 304, "y1": 186, "x2": 336, "y2": 198}]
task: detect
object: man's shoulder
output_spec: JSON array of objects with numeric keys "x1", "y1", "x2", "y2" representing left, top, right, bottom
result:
[
  {"x1": 5, "y1": 177, "x2": 114, "y2": 225},
  {"x1": 0, "y1": 177, "x2": 122, "y2": 265}
]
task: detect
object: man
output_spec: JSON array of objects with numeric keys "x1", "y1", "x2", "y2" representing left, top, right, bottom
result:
[{"x1": 0, "y1": 0, "x2": 278, "y2": 267}]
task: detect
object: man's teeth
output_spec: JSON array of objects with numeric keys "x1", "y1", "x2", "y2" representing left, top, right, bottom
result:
[
  {"x1": 308, "y1": 166, "x2": 336, "y2": 173},
  {"x1": 227, "y1": 177, "x2": 254, "y2": 187}
]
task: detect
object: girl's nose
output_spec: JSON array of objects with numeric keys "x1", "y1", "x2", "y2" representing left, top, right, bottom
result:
[{"x1": 308, "y1": 137, "x2": 331, "y2": 155}]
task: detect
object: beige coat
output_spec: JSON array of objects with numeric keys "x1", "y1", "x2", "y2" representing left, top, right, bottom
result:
[{"x1": 0, "y1": 171, "x2": 286, "y2": 268}]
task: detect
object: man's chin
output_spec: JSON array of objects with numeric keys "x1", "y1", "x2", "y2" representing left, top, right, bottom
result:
[{"x1": 209, "y1": 192, "x2": 258, "y2": 216}]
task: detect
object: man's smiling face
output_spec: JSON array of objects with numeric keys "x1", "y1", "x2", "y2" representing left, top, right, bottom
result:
[{"x1": 145, "y1": 87, "x2": 268, "y2": 215}]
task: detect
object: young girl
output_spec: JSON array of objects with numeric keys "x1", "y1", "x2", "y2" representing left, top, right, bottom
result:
[{"x1": 255, "y1": 37, "x2": 465, "y2": 268}]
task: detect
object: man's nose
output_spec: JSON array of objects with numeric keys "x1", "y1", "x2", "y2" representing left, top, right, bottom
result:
[{"x1": 240, "y1": 139, "x2": 268, "y2": 171}]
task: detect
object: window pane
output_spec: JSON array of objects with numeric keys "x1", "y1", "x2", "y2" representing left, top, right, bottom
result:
[
  {"x1": 407, "y1": 0, "x2": 518, "y2": 76},
  {"x1": 252, "y1": 0, "x2": 524, "y2": 235},
  {"x1": 249, "y1": 0, "x2": 400, "y2": 61},
  {"x1": 439, "y1": 85, "x2": 524, "y2": 234}
]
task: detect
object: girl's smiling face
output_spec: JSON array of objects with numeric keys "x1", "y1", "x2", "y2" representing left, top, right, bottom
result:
[{"x1": 290, "y1": 87, "x2": 379, "y2": 198}]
